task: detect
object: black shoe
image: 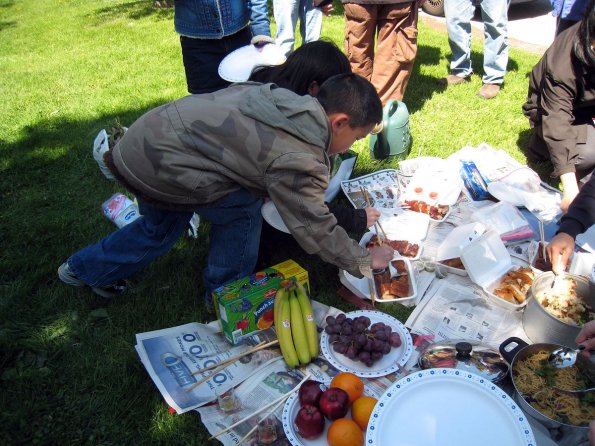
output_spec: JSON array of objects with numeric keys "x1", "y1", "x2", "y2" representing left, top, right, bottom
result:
[{"x1": 58, "y1": 262, "x2": 128, "y2": 298}]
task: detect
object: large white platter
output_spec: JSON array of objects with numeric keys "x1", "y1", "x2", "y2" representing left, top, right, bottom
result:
[
  {"x1": 320, "y1": 310, "x2": 413, "y2": 378},
  {"x1": 366, "y1": 368, "x2": 536, "y2": 446},
  {"x1": 282, "y1": 380, "x2": 378, "y2": 446}
]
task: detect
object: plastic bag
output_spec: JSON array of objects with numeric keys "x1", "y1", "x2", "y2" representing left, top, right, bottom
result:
[{"x1": 471, "y1": 202, "x2": 534, "y2": 241}]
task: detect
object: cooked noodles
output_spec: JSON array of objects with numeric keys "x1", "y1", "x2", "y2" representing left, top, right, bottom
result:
[{"x1": 514, "y1": 350, "x2": 595, "y2": 426}]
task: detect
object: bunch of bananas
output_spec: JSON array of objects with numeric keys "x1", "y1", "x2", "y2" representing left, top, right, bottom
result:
[{"x1": 274, "y1": 279, "x2": 319, "y2": 368}]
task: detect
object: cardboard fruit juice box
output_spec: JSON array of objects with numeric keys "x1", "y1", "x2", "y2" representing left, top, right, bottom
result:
[{"x1": 212, "y1": 259, "x2": 309, "y2": 345}]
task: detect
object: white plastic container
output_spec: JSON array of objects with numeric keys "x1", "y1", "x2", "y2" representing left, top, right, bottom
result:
[
  {"x1": 435, "y1": 222, "x2": 487, "y2": 276},
  {"x1": 102, "y1": 193, "x2": 141, "y2": 228},
  {"x1": 93, "y1": 129, "x2": 115, "y2": 180},
  {"x1": 460, "y1": 230, "x2": 528, "y2": 311}
]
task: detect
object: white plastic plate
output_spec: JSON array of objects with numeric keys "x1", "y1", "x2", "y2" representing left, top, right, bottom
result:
[
  {"x1": 367, "y1": 369, "x2": 536, "y2": 446},
  {"x1": 319, "y1": 310, "x2": 413, "y2": 378},
  {"x1": 261, "y1": 200, "x2": 290, "y2": 234},
  {"x1": 218, "y1": 43, "x2": 286, "y2": 82}
]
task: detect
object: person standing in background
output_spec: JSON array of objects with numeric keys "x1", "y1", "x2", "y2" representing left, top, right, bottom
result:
[
  {"x1": 274, "y1": 0, "x2": 328, "y2": 57},
  {"x1": 439, "y1": 0, "x2": 510, "y2": 99},
  {"x1": 174, "y1": 0, "x2": 271, "y2": 94},
  {"x1": 341, "y1": 0, "x2": 421, "y2": 105},
  {"x1": 551, "y1": 0, "x2": 590, "y2": 35}
]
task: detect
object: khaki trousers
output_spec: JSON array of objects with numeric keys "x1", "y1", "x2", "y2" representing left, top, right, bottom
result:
[{"x1": 344, "y1": 2, "x2": 418, "y2": 104}]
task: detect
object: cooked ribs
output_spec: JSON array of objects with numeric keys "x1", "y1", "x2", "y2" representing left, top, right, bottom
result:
[{"x1": 366, "y1": 235, "x2": 420, "y2": 258}]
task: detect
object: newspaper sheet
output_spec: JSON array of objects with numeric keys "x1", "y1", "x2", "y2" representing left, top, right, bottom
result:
[
  {"x1": 405, "y1": 274, "x2": 529, "y2": 350},
  {"x1": 135, "y1": 322, "x2": 280, "y2": 413}
]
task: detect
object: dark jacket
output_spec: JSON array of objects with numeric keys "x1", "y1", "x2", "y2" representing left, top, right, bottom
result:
[
  {"x1": 522, "y1": 23, "x2": 595, "y2": 177},
  {"x1": 557, "y1": 174, "x2": 595, "y2": 238}
]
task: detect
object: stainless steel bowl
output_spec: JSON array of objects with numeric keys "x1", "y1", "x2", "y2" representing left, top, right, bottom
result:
[{"x1": 522, "y1": 272, "x2": 595, "y2": 348}]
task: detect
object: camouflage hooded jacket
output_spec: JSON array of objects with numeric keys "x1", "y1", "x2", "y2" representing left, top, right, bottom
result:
[{"x1": 109, "y1": 82, "x2": 371, "y2": 277}]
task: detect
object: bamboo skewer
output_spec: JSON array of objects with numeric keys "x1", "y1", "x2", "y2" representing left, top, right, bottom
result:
[
  {"x1": 185, "y1": 340, "x2": 279, "y2": 393},
  {"x1": 368, "y1": 276, "x2": 376, "y2": 307},
  {"x1": 235, "y1": 396, "x2": 287, "y2": 445},
  {"x1": 191, "y1": 340, "x2": 276, "y2": 376},
  {"x1": 208, "y1": 373, "x2": 312, "y2": 441}
]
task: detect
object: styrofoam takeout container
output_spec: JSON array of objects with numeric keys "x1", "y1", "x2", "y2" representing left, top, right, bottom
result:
[{"x1": 460, "y1": 230, "x2": 528, "y2": 311}]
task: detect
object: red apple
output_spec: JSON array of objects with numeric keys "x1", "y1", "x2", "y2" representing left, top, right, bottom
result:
[
  {"x1": 298, "y1": 379, "x2": 325, "y2": 407},
  {"x1": 318, "y1": 387, "x2": 349, "y2": 420},
  {"x1": 294, "y1": 404, "x2": 325, "y2": 439}
]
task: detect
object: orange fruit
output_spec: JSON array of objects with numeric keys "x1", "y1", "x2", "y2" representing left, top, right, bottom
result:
[
  {"x1": 327, "y1": 418, "x2": 364, "y2": 446},
  {"x1": 351, "y1": 396, "x2": 378, "y2": 430},
  {"x1": 330, "y1": 372, "x2": 364, "y2": 405}
]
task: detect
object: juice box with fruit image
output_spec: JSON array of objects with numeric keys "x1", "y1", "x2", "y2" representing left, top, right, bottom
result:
[{"x1": 212, "y1": 259, "x2": 309, "y2": 345}]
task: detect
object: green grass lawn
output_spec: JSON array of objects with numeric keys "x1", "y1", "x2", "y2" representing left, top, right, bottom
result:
[{"x1": 0, "y1": 0, "x2": 545, "y2": 444}]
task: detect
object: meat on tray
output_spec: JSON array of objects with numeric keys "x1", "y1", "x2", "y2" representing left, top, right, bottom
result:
[
  {"x1": 439, "y1": 257, "x2": 464, "y2": 270},
  {"x1": 366, "y1": 234, "x2": 420, "y2": 258},
  {"x1": 373, "y1": 269, "x2": 410, "y2": 299},
  {"x1": 403, "y1": 200, "x2": 449, "y2": 221}
]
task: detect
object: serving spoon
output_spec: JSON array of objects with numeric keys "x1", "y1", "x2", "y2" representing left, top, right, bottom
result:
[{"x1": 548, "y1": 345, "x2": 586, "y2": 368}]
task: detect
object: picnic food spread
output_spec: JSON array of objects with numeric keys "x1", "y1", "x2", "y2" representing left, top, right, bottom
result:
[{"x1": 140, "y1": 148, "x2": 594, "y2": 446}]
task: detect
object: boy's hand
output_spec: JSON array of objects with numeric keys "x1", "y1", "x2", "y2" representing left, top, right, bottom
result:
[
  {"x1": 364, "y1": 207, "x2": 381, "y2": 228},
  {"x1": 369, "y1": 246, "x2": 394, "y2": 269}
]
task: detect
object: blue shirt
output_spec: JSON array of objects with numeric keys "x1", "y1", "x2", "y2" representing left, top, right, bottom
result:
[{"x1": 174, "y1": 0, "x2": 270, "y2": 39}]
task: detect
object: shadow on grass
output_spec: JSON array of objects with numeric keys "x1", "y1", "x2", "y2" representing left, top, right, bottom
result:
[
  {"x1": 0, "y1": 20, "x2": 15, "y2": 32},
  {"x1": 92, "y1": 0, "x2": 173, "y2": 23},
  {"x1": 516, "y1": 128, "x2": 558, "y2": 186}
]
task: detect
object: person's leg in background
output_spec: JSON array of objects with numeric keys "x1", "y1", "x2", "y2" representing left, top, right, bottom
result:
[
  {"x1": 65, "y1": 202, "x2": 193, "y2": 288},
  {"x1": 196, "y1": 189, "x2": 264, "y2": 294},
  {"x1": 443, "y1": 0, "x2": 474, "y2": 82},
  {"x1": 479, "y1": 0, "x2": 510, "y2": 98},
  {"x1": 274, "y1": 0, "x2": 300, "y2": 57},
  {"x1": 344, "y1": 3, "x2": 377, "y2": 82},
  {"x1": 180, "y1": 27, "x2": 252, "y2": 94},
  {"x1": 300, "y1": 0, "x2": 323, "y2": 43},
  {"x1": 372, "y1": 2, "x2": 418, "y2": 104}
]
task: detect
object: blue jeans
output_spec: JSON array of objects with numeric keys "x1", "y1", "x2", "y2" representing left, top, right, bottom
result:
[
  {"x1": 444, "y1": 0, "x2": 510, "y2": 84},
  {"x1": 68, "y1": 189, "x2": 263, "y2": 292},
  {"x1": 273, "y1": 0, "x2": 322, "y2": 57}
]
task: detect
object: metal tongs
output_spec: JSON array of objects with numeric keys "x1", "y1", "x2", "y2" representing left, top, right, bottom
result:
[{"x1": 360, "y1": 186, "x2": 388, "y2": 243}]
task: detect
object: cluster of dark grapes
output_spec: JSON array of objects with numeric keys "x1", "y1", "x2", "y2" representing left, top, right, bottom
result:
[{"x1": 324, "y1": 313, "x2": 402, "y2": 367}]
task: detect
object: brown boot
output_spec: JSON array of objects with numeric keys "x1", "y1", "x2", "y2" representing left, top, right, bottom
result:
[
  {"x1": 438, "y1": 74, "x2": 469, "y2": 86},
  {"x1": 478, "y1": 83, "x2": 501, "y2": 99}
]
